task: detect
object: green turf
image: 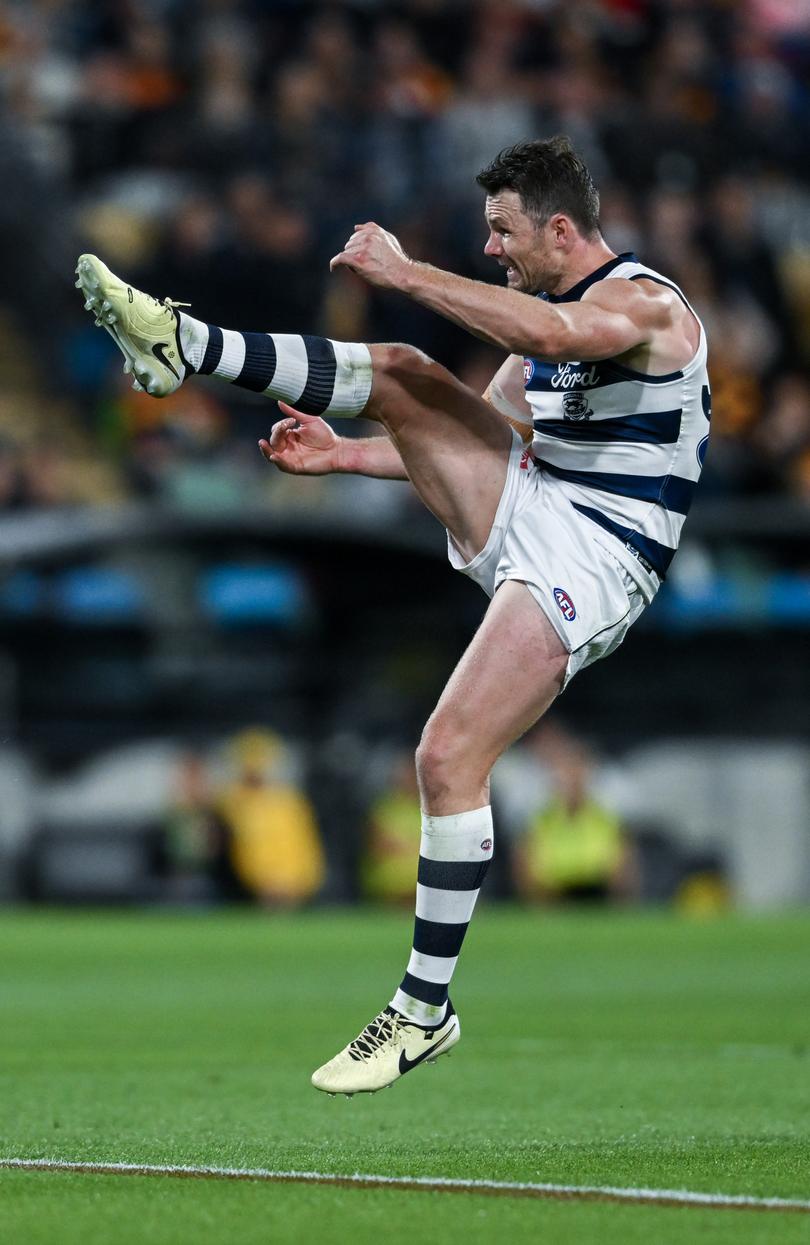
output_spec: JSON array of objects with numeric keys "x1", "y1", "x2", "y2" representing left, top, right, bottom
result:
[{"x1": 1, "y1": 907, "x2": 809, "y2": 1243}]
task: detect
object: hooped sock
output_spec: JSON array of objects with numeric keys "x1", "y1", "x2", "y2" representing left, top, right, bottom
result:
[
  {"x1": 178, "y1": 312, "x2": 372, "y2": 417},
  {"x1": 391, "y1": 806, "x2": 494, "y2": 1026}
]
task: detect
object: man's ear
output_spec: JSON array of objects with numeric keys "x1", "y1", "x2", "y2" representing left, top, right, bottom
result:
[{"x1": 550, "y1": 214, "x2": 571, "y2": 247}]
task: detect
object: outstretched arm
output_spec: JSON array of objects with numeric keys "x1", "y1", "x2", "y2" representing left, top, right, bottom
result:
[{"x1": 331, "y1": 224, "x2": 673, "y2": 362}]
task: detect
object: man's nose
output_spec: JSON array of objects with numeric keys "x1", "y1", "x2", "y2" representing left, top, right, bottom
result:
[{"x1": 484, "y1": 233, "x2": 502, "y2": 257}]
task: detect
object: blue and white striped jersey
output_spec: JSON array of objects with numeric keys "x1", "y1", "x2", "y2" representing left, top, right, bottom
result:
[{"x1": 524, "y1": 252, "x2": 710, "y2": 591}]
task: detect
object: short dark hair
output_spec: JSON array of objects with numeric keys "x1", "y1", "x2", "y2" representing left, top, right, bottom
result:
[{"x1": 476, "y1": 136, "x2": 601, "y2": 237}]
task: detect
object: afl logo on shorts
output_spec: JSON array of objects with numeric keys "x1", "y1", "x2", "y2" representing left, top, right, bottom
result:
[
  {"x1": 523, "y1": 359, "x2": 535, "y2": 385},
  {"x1": 553, "y1": 587, "x2": 576, "y2": 621}
]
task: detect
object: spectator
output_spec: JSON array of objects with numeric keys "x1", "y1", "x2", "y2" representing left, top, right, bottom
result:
[
  {"x1": 214, "y1": 728, "x2": 324, "y2": 907},
  {"x1": 361, "y1": 751, "x2": 422, "y2": 905},
  {"x1": 511, "y1": 723, "x2": 638, "y2": 904},
  {"x1": 163, "y1": 750, "x2": 227, "y2": 901}
]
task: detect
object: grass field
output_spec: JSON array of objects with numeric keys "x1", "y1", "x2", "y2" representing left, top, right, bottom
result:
[{"x1": 1, "y1": 906, "x2": 809, "y2": 1244}]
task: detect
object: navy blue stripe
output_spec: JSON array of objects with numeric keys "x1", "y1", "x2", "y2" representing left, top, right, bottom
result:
[
  {"x1": 600, "y1": 358, "x2": 684, "y2": 385},
  {"x1": 628, "y1": 272, "x2": 691, "y2": 311},
  {"x1": 417, "y1": 856, "x2": 489, "y2": 891},
  {"x1": 412, "y1": 916, "x2": 468, "y2": 959},
  {"x1": 543, "y1": 253, "x2": 637, "y2": 303},
  {"x1": 236, "y1": 332, "x2": 277, "y2": 392},
  {"x1": 525, "y1": 360, "x2": 604, "y2": 392},
  {"x1": 525, "y1": 362, "x2": 682, "y2": 391},
  {"x1": 399, "y1": 971, "x2": 448, "y2": 1006},
  {"x1": 297, "y1": 336, "x2": 338, "y2": 416},
  {"x1": 199, "y1": 325, "x2": 223, "y2": 375},
  {"x1": 536, "y1": 459, "x2": 696, "y2": 515},
  {"x1": 572, "y1": 503, "x2": 676, "y2": 578},
  {"x1": 534, "y1": 409, "x2": 682, "y2": 445}
]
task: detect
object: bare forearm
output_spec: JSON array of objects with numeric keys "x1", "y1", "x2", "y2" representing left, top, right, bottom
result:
[
  {"x1": 401, "y1": 261, "x2": 559, "y2": 355},
  {"x1": 336, "y1": 436, "x2": 409, "y2": 481}
]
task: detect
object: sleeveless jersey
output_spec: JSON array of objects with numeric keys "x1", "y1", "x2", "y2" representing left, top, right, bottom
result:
[{"x1": 524, "y1": 252, "x2": 710, "y2": 588}]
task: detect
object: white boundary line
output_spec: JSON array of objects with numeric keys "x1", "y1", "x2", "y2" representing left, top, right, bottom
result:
[{"x1": 1, "y1": 1158, "x2": 809, "y2": 1214}]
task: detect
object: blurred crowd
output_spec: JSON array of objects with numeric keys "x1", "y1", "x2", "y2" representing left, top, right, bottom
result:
[{"x1": 1, "y1": 0, "x2": 810, "y2": 511}]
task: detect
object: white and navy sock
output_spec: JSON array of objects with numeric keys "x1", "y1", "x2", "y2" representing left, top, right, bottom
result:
[
  {"x1": 177, "y1": 312, "x2": 372, "y2": 417},
  {"x1": 391, "y1": 806, "x2": 494, "y2": 1027}
]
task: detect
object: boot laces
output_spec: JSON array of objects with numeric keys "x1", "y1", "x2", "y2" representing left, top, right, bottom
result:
[
  {"x1": 347, "y1": 1010, "x2": 403, "y2": 1062},
  {"x1": 145, "y1": 295, "x2": 191, "y2": 312}
]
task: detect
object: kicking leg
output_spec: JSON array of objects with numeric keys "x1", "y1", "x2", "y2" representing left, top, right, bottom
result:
[
  {"x1": 75, "y1": 255, "x2": 512, "y2": 561},
  {"x1": 311, "y1": 582, "x2": 568, "y2": 1094}
]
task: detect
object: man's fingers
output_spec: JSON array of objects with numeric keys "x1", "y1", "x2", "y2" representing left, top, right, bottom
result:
[
  {"x1": 278, "y1": 403, "x2": 321, "y2": 424},
  {"x1": 268, "y1": 420, "x2": 292, "y2": 441}
]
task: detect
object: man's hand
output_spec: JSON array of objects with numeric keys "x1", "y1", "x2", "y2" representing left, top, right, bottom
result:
[
  {"x1": 259, "y1": 403, "x2": 341, "y2": 475},
  {"x1": 329, "y1": 222, "x2": 413, "y2": 290},
  {"x1": 260, "y1": 403, "x2": 411, "y2": 481}
]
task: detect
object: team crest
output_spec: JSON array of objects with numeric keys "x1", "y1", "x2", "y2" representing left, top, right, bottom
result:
[{"x1": 562, "y1": 390, "x2": 592, "y2": 421}]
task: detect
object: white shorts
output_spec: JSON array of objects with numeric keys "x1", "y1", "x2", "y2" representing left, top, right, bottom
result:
[{"x1": 447, "y1": 432, "x2": 657, "y2": 689}]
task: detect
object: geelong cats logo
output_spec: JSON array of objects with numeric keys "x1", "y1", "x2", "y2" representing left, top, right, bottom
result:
[{"x1": 562, "y1": 390, "x2": 593, "y2": 421}]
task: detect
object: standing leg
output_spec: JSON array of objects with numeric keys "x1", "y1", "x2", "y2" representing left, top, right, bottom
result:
[
  {"x1": 391, "y1": 580, "x2": 567, "y2": 1026},
  {"x1": 311, "y1": 581, "x2": 568, "y2": 1092}
]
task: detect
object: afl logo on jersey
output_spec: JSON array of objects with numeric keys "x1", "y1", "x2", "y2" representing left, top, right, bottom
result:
[
  {"x1": 553, "y1": 587, "x2": 576, "y2": 621},
  {"x1": 523, "y1": 359, "x2": 535, "y2": 385}
]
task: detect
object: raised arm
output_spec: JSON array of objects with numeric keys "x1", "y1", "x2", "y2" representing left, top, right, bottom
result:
[{"x1": 331, "y1": 224, "x2": 689, "y2": 369}]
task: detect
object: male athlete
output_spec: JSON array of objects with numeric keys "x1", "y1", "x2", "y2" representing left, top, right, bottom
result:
[{"x1": 76, "y1": 137, "x2": 709, "y2": 1096}]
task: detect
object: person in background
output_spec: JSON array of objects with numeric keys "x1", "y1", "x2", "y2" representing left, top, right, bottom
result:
[
  {"x1": 215, "y1": 728, "x2": 324, "y2": 907},
  {"x1": 361, "y1": 752, "x2": 422, "y2": 905},
  {"x1": 512, "y1": 723, "x2": 637, "y2": 904},
  {"x1": 163, "y1": 749, "x2": 227, "y2": 901}
]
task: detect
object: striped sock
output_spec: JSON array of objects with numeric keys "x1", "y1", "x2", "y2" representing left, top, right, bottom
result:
[
  {"x1": 391, "y1": 806, "x2": 493, "y2": 1026},
  {"x1": 177, "y1": 313, "x2": 372, "y2": 417}
]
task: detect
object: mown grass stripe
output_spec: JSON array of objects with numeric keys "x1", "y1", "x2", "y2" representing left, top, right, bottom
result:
[{"x1": 1, "y1": 1158, "x2": 809, "y2": 1214}]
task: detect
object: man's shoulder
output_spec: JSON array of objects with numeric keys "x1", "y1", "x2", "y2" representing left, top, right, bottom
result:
[{"x1": 582, "y1": 273, "x2": 678, "y2": 328}]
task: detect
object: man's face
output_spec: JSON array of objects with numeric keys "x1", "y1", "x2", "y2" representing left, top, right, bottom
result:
[{"x1": 483, "y1": 190, "x2": 557, "y2": 294}]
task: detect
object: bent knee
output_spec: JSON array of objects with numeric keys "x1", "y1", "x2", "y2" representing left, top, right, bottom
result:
[{"x1": 370, "y1": 342, "x2": 435, "y2": 377}]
